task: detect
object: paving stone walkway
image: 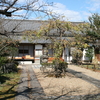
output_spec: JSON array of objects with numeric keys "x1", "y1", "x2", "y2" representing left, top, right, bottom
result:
[
  {"x1": 15, "y1": 64, "x2": 45, "y2": 100},
  {"x1": 15, "y1": 64, "x2": 100, "y2": 100}
]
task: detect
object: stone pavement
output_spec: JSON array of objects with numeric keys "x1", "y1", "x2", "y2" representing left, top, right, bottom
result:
[
  {"x1": 15, "y1": 64, "x2": 100, "y2": 100},
  {"x1": 15, "y1": 64, "x2": 45, "y2": 100}
]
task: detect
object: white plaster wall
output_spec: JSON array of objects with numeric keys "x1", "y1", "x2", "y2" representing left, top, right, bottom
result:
[
  {"x1": 34, "y1": 44, "x2": 43, "y2": 64},
  {"x1": 18, "y1": 61, "x2": 32, "y2": 64},
  {"x1": 82, "y1": 49, "x2": 89, "y2": 61},
  {"x1": 64, "y1": 48, "x2": 72, "y2": 62},
  {"x1": 63, "y1": 48, "x2": 67, "y2": 62},
  {"x1": 65, "y1": 47, "x2": 91, "y2": 62},
  {"x1": 62, "y1": 50, "x2": 64, "y2": 60}
]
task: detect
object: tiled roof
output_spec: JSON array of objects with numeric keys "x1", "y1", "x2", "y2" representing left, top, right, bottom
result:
[
  {"x1": 2, "y1": 19, "x2": 48, "y2": 33},
  {"x1": 12, "y1": 35, "x2": 74, "y2": 43},
  {"x1": 2, "y1": 19, "x2": 84, "y2": 33},
  {"x1": 1, "y1": 19, "x2": 83, "y2": 43}
]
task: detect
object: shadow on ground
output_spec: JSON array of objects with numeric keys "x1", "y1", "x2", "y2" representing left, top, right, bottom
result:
[
  {"x1": 0, "y1": 78, "x2": 45, "y2": 100},
  {"x1": 0, "y1": 75, "x2": 10, "y2": 84}
]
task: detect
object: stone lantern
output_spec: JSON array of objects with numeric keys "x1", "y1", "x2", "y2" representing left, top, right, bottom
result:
[{"x1": 40, "y1": 47, "x2": 48, "y2": 64}]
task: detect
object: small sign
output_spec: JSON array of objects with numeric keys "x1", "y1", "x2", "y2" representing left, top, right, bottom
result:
[{"x1": 35, "y1": 45, "x2": 42, "y2": 49}]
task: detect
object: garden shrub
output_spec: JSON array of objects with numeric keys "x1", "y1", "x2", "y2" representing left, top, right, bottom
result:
[
  {"x1": 52, "y1": 58, "x2": 68, "y2": 78},
  {"x1": 85, "y1": 47, "x2": 94, "y2": 63},
  {"x1": 41, "y1": 58, "x2": 68, "y2": 78},
  {"x1": 0, "y1": 57, "x2": 18, "y2": 73},
  {"x1": 71, "y1": 49, "x2": 83, "y2": 64},
  {"x1": 0, "y1": 57, "x2": 8, "y2": 67}
]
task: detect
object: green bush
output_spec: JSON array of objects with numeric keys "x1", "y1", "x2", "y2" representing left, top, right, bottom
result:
[
  {"x1": 0, "y1": 57, "x2": 8, "y2": 67},
  {"x1": 53, "y1": 59, "x2": 68, "y2": 77},
  {"x1": 71, "y1": 49, "x2": 83, "y2": 64},
  {"x1": 85, "y1": 47, "x2": 93, "y2": 63},
  {"x1": 0, "y1": 57, "x2": 19, "y2": 73},
  {"x1": 41, "y1": 58, "x2": 68, "y2": 78}
]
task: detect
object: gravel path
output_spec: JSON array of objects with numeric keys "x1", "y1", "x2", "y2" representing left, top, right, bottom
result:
[
  {"x1": 15, "y1": 64, "x2": 100, "y2": 100},
  {"x1": 67, "y1": 68, "x2": 100, "y2": 88},
  {"x1": 68, "y1": 65, "x2": 100, "y2": 80}
]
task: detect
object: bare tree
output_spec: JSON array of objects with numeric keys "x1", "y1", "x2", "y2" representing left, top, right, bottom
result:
[
  {"x1": 0, "y1": 0, "x2": 53, "y2": 17},
  {"x1": 0, "y1": 0, "x2": 55, "y2": 58},
  {"x1": 0, "y1": 0, "x2": 55, "y2": 37}
]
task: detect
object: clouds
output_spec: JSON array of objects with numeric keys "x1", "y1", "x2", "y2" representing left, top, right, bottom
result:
[
  {"x1": 11, "y1": 0, "x2": 100, "y2": 21},
  {"x1": 86, "y1": 0, "x2": 100, "y2": 12},
  {"x1": 46, "y1": 0, "x2": 100, "y2": 22},
  {"x1": 47, "y1": 3, "x2": 85, "y2": 22}
]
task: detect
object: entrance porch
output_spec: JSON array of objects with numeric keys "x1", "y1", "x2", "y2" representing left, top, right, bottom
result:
[{"x1": 15, "y1": 43, "x2": 44, "y2": 64}]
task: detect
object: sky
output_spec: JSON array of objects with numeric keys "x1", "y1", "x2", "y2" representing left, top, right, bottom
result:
[
  {"x1": 13, "y1": 0, "x2": 100, "y2": 22},
  {"x1": 45, "y1": 0, "x2": 100, "y2": 22}
]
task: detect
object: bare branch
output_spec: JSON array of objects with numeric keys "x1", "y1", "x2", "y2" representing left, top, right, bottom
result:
[
  {"x1": 5, "y1": 0, "x2": 18, "y2": 12},
  {"x1": 0, "y1": 10, "x2": 12, "y2": 16},
  {"x1": 0, "y1": 0, "x2": 54, "y2": 17}
]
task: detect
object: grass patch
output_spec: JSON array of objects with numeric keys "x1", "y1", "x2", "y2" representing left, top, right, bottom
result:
[{"x1": 0, "y1": 70, "x2": 21, "y2": 100}]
